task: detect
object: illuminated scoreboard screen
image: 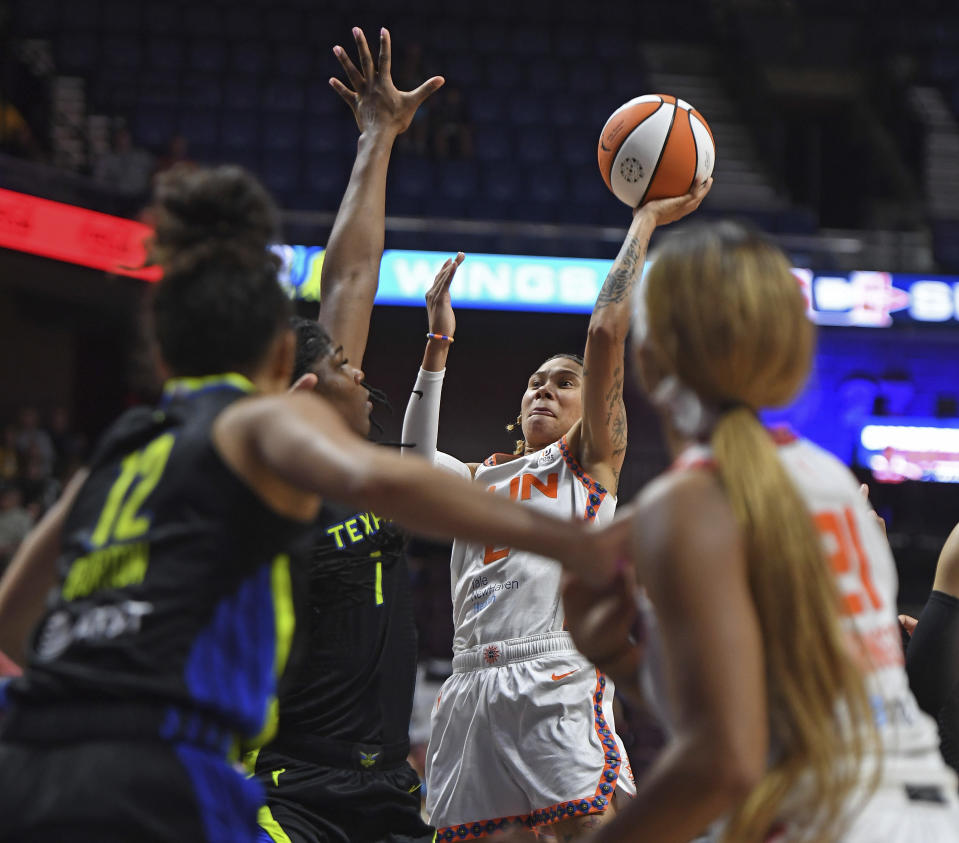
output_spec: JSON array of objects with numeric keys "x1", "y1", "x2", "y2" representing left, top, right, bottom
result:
[{"x1": 275, "y1": 244, "x2": 959, "y2": 329}]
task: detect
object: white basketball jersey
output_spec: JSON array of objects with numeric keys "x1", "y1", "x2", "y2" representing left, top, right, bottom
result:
[
  {"x1": 665, "y1": 430, "x2": 943, "y2": 774},
  {"x1": 449, "y1": 435, "x2": 617, "y2": 653}
]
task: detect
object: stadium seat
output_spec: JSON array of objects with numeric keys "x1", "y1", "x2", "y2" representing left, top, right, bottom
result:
[
  {"x1": 99, "y1": 0, "x2": 141, "y2": 34},
  {"x1": 469, "y1": 89, "x2": 507, "y2": 125},
  {"x1": 263, "y1": 80, "x2": 306, "y2": 113},
  {"x1": 183, "y1": 6, "x2": 221, "y2": 38},
  {"x1": 133, "y1": 105, "x2": 177, "y2": 149},
  {"x1": 188, "y1": 40, "x2": 228, "y2": 74},
  {"x1": 225, "y1": 7, "x2": 261, "y2": 41},
  {"x1": 144, "y1": 1, "x2": 179, "y2": 35},
  {"x1": 100, "y1": 36, "x2": 142, "y2": 71},
  {"x1": 178, "y1": 109, "x2": 219, "y2": 148},
  {"x1": 221, "y1": 109, "x2": 260, "y2": 151},
  {"x1": 262, "y1": 114, "x2": 303, "y2": 151},
  {"x1": 473, "y1": 126, "x2": 512, "y2": 163},
  {"x1": 485, "y1": 55, "x2": 521, "y2": 89},
  {"x1": 57, "y1": 33, "x2": 99, "y2": 73},
  {"x1": 391, "y1": 156, "x2": 435, "y2": 199},
  {"x1": 223, "y1": 76, "x2": 261, "y2": 111},
  {"x1": 262, "y1": 152, "x2": 301, "y2": 196},
  {"x1": 60, "y1": 0, "x2": 99, "y2": 32},
  {"x1": 147, "y1": 38, "x2": 184, "y2": 72},
  {"x1": 436, "y1": 161, "x2": 480, "y2": 201},
  {"x1": 275, "y1": 46, "x2": 312, "y2": 79},
  {"x1": 481, "y1": 162, "x2": 521, "y2": 202},
  {"x1": 16, "y1": 0, "x2": 58, "y2": 35},
  {"x1": 507, "y1": 92, "x2": 549, "y2": 127},
  {"x1": 181, "y1": 75, "x2": 222, "y2": 109},
  {"x1": 514, "y1": 127, "x2": 556, "y2": 164},
  {"x1": 230, "y1": 41, "x2": 271, "y2": 76}
]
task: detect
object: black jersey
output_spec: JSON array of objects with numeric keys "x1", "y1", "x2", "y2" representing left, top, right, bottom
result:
[
  {"x1": 273, "y1": 500, "x2": 417, "y2": 746},
  {"x1": 7, "y1": 374, "x2": 312, "y2": 747}
]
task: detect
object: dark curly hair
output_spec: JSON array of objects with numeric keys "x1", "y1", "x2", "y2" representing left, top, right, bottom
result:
[{"x1": 149, "y1": 165, "x2": 291, "y2": 376}]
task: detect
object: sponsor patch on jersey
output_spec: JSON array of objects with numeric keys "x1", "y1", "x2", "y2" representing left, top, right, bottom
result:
[
  {"x1": 538, "y1": 445, "x2": 558, "y2": 467},
  {"x1": 35, "y1": 600, "x2": 154, "y2": 661}
]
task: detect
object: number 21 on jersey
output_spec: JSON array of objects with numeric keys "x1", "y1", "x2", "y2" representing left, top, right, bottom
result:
[{"x1": 813, "y1": 506, "x2": 884, "y2": 617}]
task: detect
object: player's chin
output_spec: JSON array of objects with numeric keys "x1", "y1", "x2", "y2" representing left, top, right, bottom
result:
[{"x1": 524, "y1": 417, "x2": 562, "y2": 447}]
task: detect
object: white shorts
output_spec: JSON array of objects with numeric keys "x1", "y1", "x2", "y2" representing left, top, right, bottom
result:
[{"x1": 425, "y1": 632, "x2": 636, "y2": 840}]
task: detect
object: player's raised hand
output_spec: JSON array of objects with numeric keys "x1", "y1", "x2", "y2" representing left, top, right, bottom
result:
[
  {"x1": 425, "y1": 252, "x2": 464, "y2": 340},
  {"x1": 635, "y1": 176, "x2": 713, "y2": 228},
  {"x1": 330, "y1": 27, "x2": 444, "y2": 138}
]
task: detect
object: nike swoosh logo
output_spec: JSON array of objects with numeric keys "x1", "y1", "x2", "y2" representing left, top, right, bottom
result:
[
  {"x1": 272, "y1": 768, "x2": 285, "y2": 786},
  {"x1": 599, "y1": 140, "x2": 612, "y2": 152},
  {"x1": 551, "y1": 669, "x2": 579, "y2": 680}
]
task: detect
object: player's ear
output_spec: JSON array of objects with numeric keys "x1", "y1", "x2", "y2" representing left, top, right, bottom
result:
[{"x1": 290, "y1": 372, "x2": 319, "y2": 394}]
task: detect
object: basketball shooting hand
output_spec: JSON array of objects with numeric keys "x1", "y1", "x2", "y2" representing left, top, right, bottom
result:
[
  {"x1": 330, "y1": 27, "x2": 444, "y2": 138},
  {"x1": 635, "y1": 177, "x2": 713, "y2": 227}
]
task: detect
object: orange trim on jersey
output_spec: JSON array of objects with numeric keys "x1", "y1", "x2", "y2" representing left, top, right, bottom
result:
[
  {"x1": 557, "y1": 436, "x2": 609, "y2": 522},
  {"x1": 433, "y1": 670, "x2": 622, "y2": 841},
  {"x1": 482, "y1": 453, "x2": 521, "y2": 467},
  {"x1": 767, "y1": 425, "x2": 799, "y2": 446}
]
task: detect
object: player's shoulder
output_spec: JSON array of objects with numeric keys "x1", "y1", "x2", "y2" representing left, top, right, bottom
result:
[{"x1": 633, "y1": 464, "x2": 740, "y2": 583}]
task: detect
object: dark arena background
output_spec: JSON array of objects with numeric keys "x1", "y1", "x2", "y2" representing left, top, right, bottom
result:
[{"x1": 2, "y1": 0, "x2": 959, "y2": 694}]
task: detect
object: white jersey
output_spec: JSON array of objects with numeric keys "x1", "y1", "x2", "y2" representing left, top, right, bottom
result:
[
  {"x1": 653, "y1": 431, "x2": 958, "y2": 840},
  {"x1": 447, "y1": 435, "x2": 616, "y2": 653}
]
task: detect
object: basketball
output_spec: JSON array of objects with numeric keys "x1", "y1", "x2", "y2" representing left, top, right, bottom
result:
[{"x1": 598, "y1": 94, "x2": 715, "y2": 208}]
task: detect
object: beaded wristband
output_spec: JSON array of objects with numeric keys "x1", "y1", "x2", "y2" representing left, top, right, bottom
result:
[{"x1": 426, "y1": 332, "x2": 454, "y2": 343}]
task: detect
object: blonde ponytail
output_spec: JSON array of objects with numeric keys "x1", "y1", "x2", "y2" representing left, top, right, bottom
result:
[{"x1": 712, "y1": 408, "x2": 877, "y2": 842}]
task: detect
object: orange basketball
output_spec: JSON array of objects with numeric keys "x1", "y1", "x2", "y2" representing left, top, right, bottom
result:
[{"x1": 597, "y1": 94, "x2": 715, "y2": 207}]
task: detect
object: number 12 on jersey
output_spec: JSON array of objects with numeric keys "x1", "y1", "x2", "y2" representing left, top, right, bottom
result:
[{"x1": 90, "y1": 433, "x2": 176, "y2": 547}]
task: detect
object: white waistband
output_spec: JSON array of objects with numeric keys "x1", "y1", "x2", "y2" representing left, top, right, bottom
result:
[{"x1": 452, "y1": 632, "x2": 579, "y2": 672}]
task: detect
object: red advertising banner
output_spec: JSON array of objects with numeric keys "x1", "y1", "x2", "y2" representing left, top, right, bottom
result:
[{"x1": 0, "y1": 187, "x2": 160, "y2": 281}]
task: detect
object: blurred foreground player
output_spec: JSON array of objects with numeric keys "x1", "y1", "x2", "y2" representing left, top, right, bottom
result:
[
  {"x1": 250, "y1": 27, "x2": 444, "y2": 843},
  {"x1": 0, "y1": 165, "x2": 630, "y2": 843},
  {"x1": 563, "y1": 221, "x2": 959, "y2": 842}
]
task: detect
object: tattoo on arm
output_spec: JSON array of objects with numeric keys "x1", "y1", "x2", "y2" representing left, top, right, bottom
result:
[{"x1": 595, "y1": 233, "x2": 646, "y2": 309}]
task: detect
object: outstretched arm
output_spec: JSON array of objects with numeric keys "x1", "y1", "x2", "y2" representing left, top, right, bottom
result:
[
  {"x1": 401, "y1": 254, "x2": 466, "y2": 469},
  {"x1": 0, "y1": 469, "x2": 87, "y2": 665},
  {"x1": 224, "y1": 392, "x2": 626, "y2": 581},
  {"x1": 320, "y1": 27, "x2": 443, "y2": 368},
  {"x1": 576, "y1": 181, "x2": 712, "y2": 494}
]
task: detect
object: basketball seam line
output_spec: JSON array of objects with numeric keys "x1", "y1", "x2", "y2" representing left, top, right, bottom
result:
[
  {"x1": 686, "y1": 108, "x2": 698, "y2": 195},
  {"x1": 638, "y1": 101, "x2": 677, "y2": 207},
  {"x1": 608, "y1": 98, "x2": 663, "y2": 194}
]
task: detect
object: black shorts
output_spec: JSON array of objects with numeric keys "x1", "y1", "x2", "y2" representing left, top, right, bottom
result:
[
  {"x1": 0, "y1": 739, "x2": 263, "y2": 843},
  {"x1": 255, "y1": 751, "x2": 434, "y2": 843}
]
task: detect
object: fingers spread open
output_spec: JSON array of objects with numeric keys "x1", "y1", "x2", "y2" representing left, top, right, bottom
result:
[
  {"x1": 333, "y1": 44, "x2": 363, "y2": 91},
  {"x1": 410, "y1": 76, "x2": 445, "y2": 107},
  {"x1": 329, "y1": 77, "x2": 357, "y2": 108},
  {"x1": 352, "y1": 26, "x2": 375, "y2": 81},
  {"x1": 378, "y1": 27, "x2": 392, "y2": 79}
]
